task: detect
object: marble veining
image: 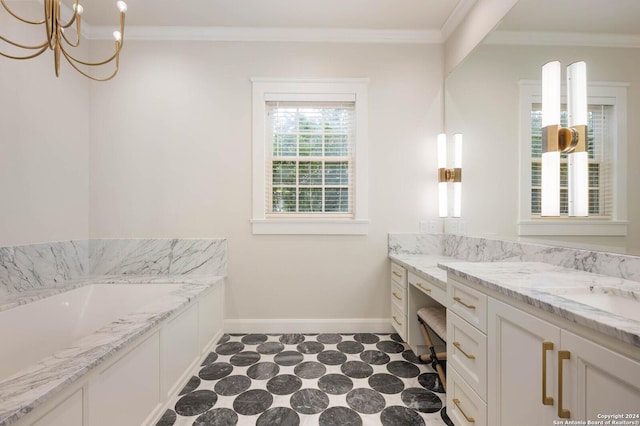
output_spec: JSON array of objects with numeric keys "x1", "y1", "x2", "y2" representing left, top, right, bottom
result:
[{"x1": 0, "y1": 277, "x2": 223, "y2": 426}]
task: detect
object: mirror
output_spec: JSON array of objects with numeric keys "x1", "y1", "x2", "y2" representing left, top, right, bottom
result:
[{"x1": 444, "y1": 0, "x2": 640, "y2": 254}]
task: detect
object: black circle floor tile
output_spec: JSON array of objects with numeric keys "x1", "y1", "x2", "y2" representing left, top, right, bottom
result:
[
  {"x1": 368, "y1": 373, "x2": 405, "y2": 394},
  {"x1": 280, "y1": 333, "x2": 305, "y2": 345},
  {"x1": 174, "y1": 390, "x2": 217, "y2": 417},
  {"x1": 376, "y1": 340, "x2": 405, "y2": 354},
  {"x1": 257, "y1": 341, "x2": 285, "y2": 355},
  {"x1": 402, "y1": 350, "x2": 422, "y2": 364},
  {"x1": 233, "y1": 389, "x2": 273, "y2": 416},
  {"x1": 247, "y1": 362, "x2": 280, "y2": 380},
  {"x1": 217, "y1": 334, "x2": 231, "y2": 344},
  {"x1": 346, "y1": 388, "x2": 386, "y2": 414},
  {"x1": 257, "y1": 407, "x2": 300, "y2": 426},
  {"x1": 155, "y1": 409, "x2": 176, "y2": 426},
  {"x1": 201, "y1": 352, "x2": 219, "y2": 366},
  {"x1": 390, "y1": 333, "x2": 404, "y2": 343},
  {"x1": 229, "y1": 351, "x2": 261, "y2": 367},
  {"x1": 387, "y1": 360, "x2": 420, "y2": 378},
  {"x1": 401, "y1": 387, "x2": 443, "y2": 413},
  {"x1": 214, "y1": 375, "x2": 252, "y2": 396},
  {"x1": 241, "y1": 334, "x2": 269, "y2": 345},
  {"x1": 418, "y1": 372, "x2": 445, "y2": 393},
  {"x1": 360, "y1": 350, "x2": 390, "y2": 365},
  {"x1": 319, "y1": 406, "x2": 363, "y2": 426},
  {"x1": 441, "y1": 406, "x2": 455, "y2": 426},
  {"x1": 216, "y1": 341, "x2": 245, "y2": 355},
  {"x1": 354, "y1": 333, "x2": 380, "y2": 344},
  {"x1": 317, "y1": 333, "x2": 342, "y2": 344},
  {"x1": 274, "y1": 350, "x2": 304, "y2": 366},
  {"x1": 317, "y1": 350, "x2": 347, "y2": 365},
  {"x1": 179, "y1": 376, "x2": 201, "y2": 396},
  {"x1": 199, "y1": 362, "x2": 233, "y2": 381},
  {"x1": 290, "y1": 389, "x2": 330, "y2": 415},
  {"x1": 318, "y1": 373, "x2": 353, "y2": 395},
  {"x1": 297, "y1": 341, "x2": 325, "y2": 354},
  {"x1": 337, "y1": 341, "x2": 365, "y2": 354},
  {"x1": 294, "y1": 361, "x2": 327, "y2": 379},
  {"x1": 380, "y1": 405, "x2": 425, "y2": 426},
  {"x1": 267, "y1": 374, "x2": 303, "y2": 395},
  {"x1": 341, "y1": 361, "x2": 374, "y2": 379},
  {"x1": 193, "y1": 408, "x2": 238, "y2": 426}
]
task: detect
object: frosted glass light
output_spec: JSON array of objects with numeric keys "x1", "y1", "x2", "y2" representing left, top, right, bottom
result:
[
  {"x1": 568, "y1": 151, "x2": 588, "y2": 216},
  {"x1": 541, "y1": 152, "x2": 560, "y2": 216},
  {"x1": 567, "y1": 61, "x2": 587, "y2": 127},
  {"x1": 74, "y1": 4, "x2": 83, "y2": 14},
  {"x1": 454, "y1": 133, "x2": 463, "y2": 168},
  {"x1": 117, "y1": 1, "x2": 127, "y2": 12},
  {"x1": 439, "y1": 182, "x2": 448, "y2": 218},
  {"x1": 542, "y1": 61, "x2": 561, "y2": 128},
  {"x1": 113, "y1": 31, "x2": 122, "y2": 41}
]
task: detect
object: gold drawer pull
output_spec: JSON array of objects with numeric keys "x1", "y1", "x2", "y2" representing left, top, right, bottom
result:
[
  {"x1": 392, "y1": 292, "x2": 402, "y2": 301},
  {"x1": 453, "y1": 296, "x2": 476, "y2": 310},
  {"x1": 392, "y1": 316, "x2": 402, "y2": 326},
  {"x1": 453, "y1": 398, "x2": 475, "y2": 423},
  {"x1": 542, "y1": 341, "x2": 554, "y2": 406},
  {"x1": 416, "y1": 282, "x2": 431, "y2": 292},
  {"x1": 392, "y1": 271, "x2": 403, "y2": 278},
  {"x1": 453, "y1": 342, "x2": 476, "y2": 360},
  {"x1": 558, "y1": 350, "x2": 571, "y2": 418}
]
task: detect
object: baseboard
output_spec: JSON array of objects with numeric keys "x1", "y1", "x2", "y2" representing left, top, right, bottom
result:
[{"x1": 224, "y1": 318, "x2": 394, "y2": 334}]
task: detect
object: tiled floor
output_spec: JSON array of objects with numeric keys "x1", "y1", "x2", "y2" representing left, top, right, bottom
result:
[{"x1": 156, "y1": 333, "x2": 453, "y2": 426}]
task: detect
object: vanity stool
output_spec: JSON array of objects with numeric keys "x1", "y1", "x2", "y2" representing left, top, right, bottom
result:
[{"x1": 417, "y1": 306, "x2": 447, "y2": 391}]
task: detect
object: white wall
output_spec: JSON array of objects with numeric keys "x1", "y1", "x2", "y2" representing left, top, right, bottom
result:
[
  {"x1": 0, "y1": 3, "x2": 90, "y2": 246},
  {"x1": 89, "y1": 41, "x2": 443, "y2": 321},
  {"x1": 445, "y1": 44, "x2": 640, "y2": 252}
]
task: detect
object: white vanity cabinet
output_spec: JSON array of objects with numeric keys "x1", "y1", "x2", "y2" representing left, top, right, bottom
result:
[
  {"x1": 488, "y1": 295, "x2": 640, "y2": 425},
  {"x1": 390, "y1": 261, "x2": 408, "y2": 341}
]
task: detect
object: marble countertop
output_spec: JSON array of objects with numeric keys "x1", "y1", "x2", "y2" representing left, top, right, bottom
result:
[
  {"x1": 441, "y1": 261, "x2": 640, "y2": 349},
  {"x1": 388, "y1": 254, "x2": 449, "y2": 287},
  {"x1": 0, "y1": 275, "x2": 223, "y2": 426}
]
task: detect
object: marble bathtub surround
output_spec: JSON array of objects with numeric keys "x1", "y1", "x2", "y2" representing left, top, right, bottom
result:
[
  {"x1": 0, "y1": 238, "x2": 227, "y2": 295},
  {"x1": 0, "y1": 278, "x2": 223, "y2": 426},
  {"x1": 158, "y1": 333, "x2": 453, "y2": 426},
  {"x1": 389, "y1": 233, "x2": 640, "y2": 282}
]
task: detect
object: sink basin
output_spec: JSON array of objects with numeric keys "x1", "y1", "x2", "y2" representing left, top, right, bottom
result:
[{"x1": 542, "y1": 286, "x2": 640, "y2": 322}]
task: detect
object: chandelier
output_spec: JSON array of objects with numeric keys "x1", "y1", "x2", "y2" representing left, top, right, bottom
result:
[{"x1": 0, "y1": 0, "x2": 126, "y2": 81}]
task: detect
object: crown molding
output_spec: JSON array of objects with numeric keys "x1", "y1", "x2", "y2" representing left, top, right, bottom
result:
[
  {"x1": 87, "y1": 26, "x2": 443, "y2": 44},
  {"x1": 441, "y1": 0, "x2": 477, "y2": 42},
  {"x1": 485, "y1": 30, "x2": 640, "y2": 49}
]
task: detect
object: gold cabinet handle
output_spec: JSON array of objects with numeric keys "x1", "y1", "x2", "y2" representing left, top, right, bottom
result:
[
  {"x1": 453, "y1": 342, "x2": 476, "y2": 360},
  {"x1": 416, "y1": 282, "x2": 431, "y2": 292},
  {"x1": 392, "y1": 316, "x2": 402, "y2": 326},
  {"x1": 542, "y1": 342, "x2": 554, "y2": 406},
  {"x1": 453, "y1": 398, "x2": 476, "y2": 423},
  {"x1": 453, "y1": 296, "x2": 476, "y2": 310},
  {"x1": 558, "y1": 350, "x2": 571, "y2": 419},
  {"x1": 392, "y1": 271, "x2": 402, "y2": 278},
  {"x1": 392, "y1": 292, "x2": 402, "y2": 301}
]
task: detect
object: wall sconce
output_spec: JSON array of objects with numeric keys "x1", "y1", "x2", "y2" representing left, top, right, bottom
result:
[
  {"x1": 541, "y1": 60, "x2": 588, "y2": 217},
  {"x1": 437, "y1": 133, "x2": 463, "y2": 218}
]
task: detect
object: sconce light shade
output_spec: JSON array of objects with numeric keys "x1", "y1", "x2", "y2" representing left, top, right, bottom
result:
[
  {"x1": 541, "y1": 61, "x2": 561, "y2": 217},
  {"x1": 438, "y1": 133, "x2": 448, "y2": 218},
  {"x1": 453, "y1": 133, "x2": 463, "y2": 218},
  {"x1": 567, "y1": 61, "x2": 588, "y2": 217}
]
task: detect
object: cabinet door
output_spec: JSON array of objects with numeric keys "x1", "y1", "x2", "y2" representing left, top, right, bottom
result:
[
  {"x1": 561, "y1": 330, "x2": 640, "y2": 421},
  {"x1": 488, "y1": 299, "x2": 560, "y2": 426}
]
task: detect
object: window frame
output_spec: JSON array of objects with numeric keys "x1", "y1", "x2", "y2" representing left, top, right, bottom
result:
[
  {"x1": 251, "y1": 78, "x2": 369, "y2": 235},
  {"x1": 517, "y1": 80, "x2": 629, "y2": 236}
]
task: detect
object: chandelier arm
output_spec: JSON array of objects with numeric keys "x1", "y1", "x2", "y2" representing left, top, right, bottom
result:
[
  {"x1": 60, "y1": 0, "x2": 80, "y2": 28},
  {"x1": 0, "y1": 45, "x2": 48, "y2": 60},
  {"x1": 0, "y1": 35, "x2": 48, "y2": 50},
  {"x1": 60, "y1": 47, "x2": 119, "y2": 81},
  {"x1": 0, "y1": 0, "x2": 45, "y2": 25},
  {"x1": 59, "y1": 41, "x2": 122, "y2": 67},
  {"x1": 44, "y1": 0, "x2": 54, "y2": 49},
  {"x1": 61, "y1": 29, "x2": 80, "y2": 48}
]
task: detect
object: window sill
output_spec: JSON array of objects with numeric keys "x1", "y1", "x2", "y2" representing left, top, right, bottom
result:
[
  {"x1": 517, "y1": 220, "x2": 628, "y2": 236},
  {"x1": 251, "y1": 219, "x2": 369, "y2": 235}
]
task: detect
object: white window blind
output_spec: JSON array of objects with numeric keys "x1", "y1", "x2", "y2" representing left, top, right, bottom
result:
[
  {"x1": 265, "y1": 101, "x2": 355, "y2": 218},
  {"x1": 530, "y1": 103, "x2": 613, "y2": 217}
]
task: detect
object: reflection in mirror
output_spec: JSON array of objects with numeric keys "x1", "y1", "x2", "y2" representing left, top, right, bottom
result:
[{"x1": 444, "y1": 0, "x2": 640, "y2": 254}]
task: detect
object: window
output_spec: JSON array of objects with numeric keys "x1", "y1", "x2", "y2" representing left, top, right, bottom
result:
[
  {"x1": 518, "y1": 81, "x2": 628, "y2": 236},
  {"x1": 251, "y1": 79, "x2": 369, "y2": 235}
]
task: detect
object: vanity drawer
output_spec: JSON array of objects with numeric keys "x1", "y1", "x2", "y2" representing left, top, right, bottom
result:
[
  {"x1": 448, "y1": 311, "x2": 487, "y2": 400},
  {"x1": 447, "y1": 366, "x2": 487, "y2": 426},
  {"x1": 391, "y1": 262, "x2": 407, "y2": 286},
  {"x1": 391, "y1": 302, "x2": 407, "y2": 341},
  {"x1": 448, "y1": 277, "x2": 487, "y2": 333},
  {"x1": 409, "y1": 272, "x2": 447, "y2": 307},
  {"x1": 391, "y1": 280, "x2": 406, "y2": 310}
]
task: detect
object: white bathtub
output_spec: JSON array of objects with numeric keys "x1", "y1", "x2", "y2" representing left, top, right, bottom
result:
[{"x1": 0, "y1": 279, "x2": 224, "y2": 426}]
